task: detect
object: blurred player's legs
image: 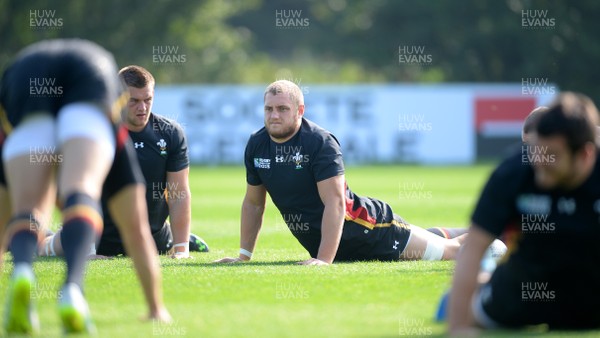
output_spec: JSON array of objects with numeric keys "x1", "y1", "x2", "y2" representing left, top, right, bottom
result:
[
  {"x1": 3, "y1": 114, "x2": 56, "y2": 334},
  {"x1": 55, "y1": 103, "x2": 114, "y2": 334},
  {"x1": 1, "y1": 38, "x2": 169, "y2": 334},
  {"x1": 0, "y1": 137, "x2": 58, "y2": 333},
  {"x1": 36, "y1": 140, "x2": 172, "y2": 322},
  {"x1": 2, "y1": 106, "x2": 115, "y2": 334},
  {"x1": 36, "y1": 130, "x2": 172, "y2": 322}
]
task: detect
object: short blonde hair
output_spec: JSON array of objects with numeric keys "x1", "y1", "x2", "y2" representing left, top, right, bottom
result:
[{"x1": 264, "y1": 80, "x2": 304, "y2": 108}]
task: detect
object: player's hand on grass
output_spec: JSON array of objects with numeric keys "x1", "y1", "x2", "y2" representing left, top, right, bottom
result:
[
  {"x1": 213, "y1": 256, "x2": 248, "y2": 264},
  {"x1": 143, "y1": 307, "x2": 172, "y2": 323},
  {"x1": 169, "y1": 245, "x2": 192, "y2": 259},
  {"x1": 297, "y1": 258, "x2": 329, "y2": 265},
  {"x1": 170, "y1": 252, "x2": 192, "y2": 259}
]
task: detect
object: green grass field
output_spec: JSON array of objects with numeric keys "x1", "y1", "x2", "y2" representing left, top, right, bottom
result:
[{"x1": 1, "y1": 165, "x2": 598, "y2": 337}]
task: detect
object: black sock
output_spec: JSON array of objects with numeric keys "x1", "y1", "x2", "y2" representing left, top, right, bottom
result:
[
  {"x1": 426, "y1": 227, "x2": 468, "y2": 239},
  {"x1": 60, "y1": 193, "x2": 102, "y2": 288},
  {"x1": 9, "y1": 229, "x2": 38, "y2": 266}
]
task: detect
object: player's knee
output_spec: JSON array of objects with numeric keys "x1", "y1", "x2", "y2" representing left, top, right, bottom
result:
[
  {"x1": 421, "y1": 236, "x2": 461, "y2": 261},
  {"x1": 61, "y1": 192, "x2": 103, "y2": 235},
  {"x1": 421, "y1": 237, "x2": 446, "y2": 260}
]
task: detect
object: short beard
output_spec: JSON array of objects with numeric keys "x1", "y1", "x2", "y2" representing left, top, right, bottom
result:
[{"x1": 265, "y1": 123, "x2": 297, "y2": 140}]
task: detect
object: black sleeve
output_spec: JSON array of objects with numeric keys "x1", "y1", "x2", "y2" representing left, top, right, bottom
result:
[
  {"x1": 471, "y1": 157, "x2": 523, "y2": 238},
  {"x1": 166, "y1": 121, "x2": 189, "y2": 172},
  {"x1": 311, "y1": 133, "x2": 345, "y2": 183},
  {"x1": 244, "y1": 135, "x2": 262, "y2": 186}
]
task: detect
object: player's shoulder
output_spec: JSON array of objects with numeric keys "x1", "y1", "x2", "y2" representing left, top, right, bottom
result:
[
  {"x1": 299, "y1": 118, "x2": 340, "y2": 146},
  {"x1": 246, "y1": 127, "x2": 269, "y2": 155},
  {"x1": 248, "y1": 126, "x2": 269, "y2": 143},
  {"x1": 300, "y1": 118, "x2": 331, "y2": 136},
  {"x1": 150, "y1": 113, "x2": 181, "y2": 127}
]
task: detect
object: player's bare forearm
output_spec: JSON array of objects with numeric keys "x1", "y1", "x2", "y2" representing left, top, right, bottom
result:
[
  {"x1": 448, "y1": 247, "x2": 480, "y2": 332},
  {"x1": 316, "y1": 203, "x2": 344, "y2": 264},
  {"x1": 166, "y1": 168, "x2": 192, "y2": 256},
  {"x1": 239, "y1": 184, "x2": 267, "y2": 260},
  {"x1": 448, "y1": 224, "x2": 494, "y2": 334},
  {"x1": 108, "y1": 184, "x2": 168, "y2": 319},
  {"x1": 167, "y1": 187, "x2": 192, "y2": 252},
  {"x1": 213, "y1": 184, "x2": 265, "y2": 264},
  {"x1": 239, "y1": 196, "x2": 264, "y2": 261},
  {"x1": 315, "y1": 174, "x2": 346, "y2": 264}
]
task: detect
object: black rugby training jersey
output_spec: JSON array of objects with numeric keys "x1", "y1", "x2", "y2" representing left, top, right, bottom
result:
[
  {"x1": 101, "y1": 113, "x2": 189, "y2": 242},
  {"x1": 245, "y1": 118, "x2": 409, "y2": 260},
  {"x1": 472, "y1": 147, "x2": 600, "y2": 296}
]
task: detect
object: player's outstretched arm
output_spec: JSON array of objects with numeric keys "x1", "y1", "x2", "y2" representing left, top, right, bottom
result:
[
  {"x1": 214, "y1": 183, "x2": 266, "y2": 263},
  {"x1": 166, "y1": 168, "x2": 192, "y2": 259},
  {"x1": 447, "y1": 224, "x2": 494, "y2": 336},
  {"x1": 108, "y1": 184, "x2": 171, "y2": 323},
  {"x1": 299, "y1": 175, "x2": 345, "y2": 265}
]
